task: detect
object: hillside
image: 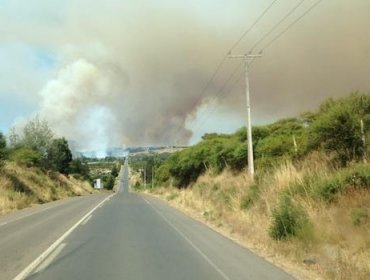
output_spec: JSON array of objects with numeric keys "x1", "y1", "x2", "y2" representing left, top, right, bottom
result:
[
  {"x1": 133, "y1": 92, "x2": 370, "y2": 280},
  {"x1": 0, "y1": 162, "x2": 93, "y2": 215},
  {"x1": 0, "y1": 116, "x2": 96, "y2": 215}
]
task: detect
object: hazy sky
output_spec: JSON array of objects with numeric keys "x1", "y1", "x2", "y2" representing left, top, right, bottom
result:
[{"x1": 0, "y1": 0, "x2": 369, "y2": 152}]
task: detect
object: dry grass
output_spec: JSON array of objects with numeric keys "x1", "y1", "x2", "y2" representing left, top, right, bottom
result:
[
  {"x1": 0, "y1": 162, "x2": 94, "y2": 215},
  {"x1": 145, "y1": 155, "x2": 370, "y2": 280}
]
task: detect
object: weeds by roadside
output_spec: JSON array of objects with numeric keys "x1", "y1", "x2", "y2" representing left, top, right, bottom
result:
[{"x1": 139, "y1": 157, "x2": 370, "y2": 280}]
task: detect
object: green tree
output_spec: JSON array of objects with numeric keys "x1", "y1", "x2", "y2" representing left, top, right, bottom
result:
[
  {"x1": 104, "y1": 175, "x2": 115, "y2": 190},
  {"x1": 111, "y1": 165, "x2": 119, "y2": 177},
  {"x1": 70, "y1": 158, "x2": 90, "y2": 179},
  {"x1": 0, "y1": 132, "x2": 6, "y2": 167},
  {"x1": 23, "y1": 115, "x2": 54, "y2": 153},
  {"x1": 47, "y1": 138, "x2": 72, "y2": 174},
  {"x1": 308, "y1": 101, "x2": 363, "y2": 165},
  {"x1": 8, "y1": 127, "x2": 21, "y2": 147}
]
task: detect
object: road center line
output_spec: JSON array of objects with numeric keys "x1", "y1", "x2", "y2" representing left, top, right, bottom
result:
[
  {"x1": 142, "y1": 197, "x2": 231, "y2": 280},
  {"x1": 12, "y1": 193, "x2": 116, "y2": 280}
]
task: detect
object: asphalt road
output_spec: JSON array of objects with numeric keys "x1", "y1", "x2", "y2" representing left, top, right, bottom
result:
[{"x1": 1, "y1": 161, "x2": 294, "y2": 280}]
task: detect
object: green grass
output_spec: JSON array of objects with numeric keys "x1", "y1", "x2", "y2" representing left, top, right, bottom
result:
[
  {"x1": 351, "y1": 208, "x2": 368, "y2": 226},
  {"x1": 241, "y1": 184, "x2": 260, "y2": 210},
  {"x1": 269, "y1": 195, "x2": 310, "y2": 240},
  {"x1": 287, "y1": 164, "x2": 370, "y2": 202}
]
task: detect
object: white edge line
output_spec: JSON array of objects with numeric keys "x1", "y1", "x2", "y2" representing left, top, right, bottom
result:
[
  {"x1": 142, "y1": 197, "x2": 231, "y2": 280},
  {"x1": 81, "y1": 215, "x2": 93, "y2": 225},
  {"x1": 34, "y1": 243, "x2": 66, "y2": 273},
  {"x1": 12, "y1": 193, "x2": 115, "y2": 280}
]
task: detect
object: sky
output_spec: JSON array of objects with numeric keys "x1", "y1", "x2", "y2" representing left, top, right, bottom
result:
[{"x1": 0, "y1": 0, "x2": 369, "y2": 153}]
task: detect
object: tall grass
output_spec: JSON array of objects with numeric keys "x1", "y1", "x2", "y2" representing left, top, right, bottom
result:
[
  {"x1": 0, "y1": 162, "x2": 93, "y2": 215},
  {"x1": 145, "y1": 154, "x2": 370, "y2": 280}
]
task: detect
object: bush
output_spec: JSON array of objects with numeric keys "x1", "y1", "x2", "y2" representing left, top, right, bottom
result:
[
  {"x1": 345, "y1": 164, "x2": 370, "y2": 188},
  {"x1": 0, "y1": 132, "x2": 7, "y2": 168},
  {"x1": 103, "y1": 175, "x2": 115, "y2": 190},
  {"x1": 111, "y1": 165, "x2": 119, "y2": 177},
  {"x1": 9, "y1": 148, "x2": 42, "y2": 167},
  {"x1": 270, "y1": 195, "x2": 309, "y2": 240},
  {"x1": 155, "y1": 164, "x2": 171, "y2": 184},
  {"x1": 241, "y1": 184, "x2": 260, "y2": 209},
  {"x1": 317, "y1": 176, "x2": 346, "y2": 202},
  {"x1": 351, "y1": 208, "x2": 368, "y2": 226},
  {"x1": 307, "y1": 93, "x2": 369, "y2": 166},
  {"x1": 70, "y1": 159, "x2": 90, "y2": 180},
  {"x1": 288, "y1": 164, "x2": 370, "y2": 203}
]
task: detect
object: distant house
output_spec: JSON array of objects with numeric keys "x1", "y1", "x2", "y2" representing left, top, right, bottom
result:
[{"x1": 94, "y1": 179, "x2": 103, "y2": 189}]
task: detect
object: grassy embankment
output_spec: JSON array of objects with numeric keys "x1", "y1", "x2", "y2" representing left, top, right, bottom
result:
[
  {"x1": 133, "y1": 93, "x2": 370, "y2": 279},
  {"x1": 0, "y1": 162, "x2": 93, "y2": 215},
  {"x1": 139, "y1": 156, "x2": 370, "y2": 280}
]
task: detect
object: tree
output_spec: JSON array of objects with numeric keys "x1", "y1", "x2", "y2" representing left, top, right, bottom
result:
[
  {"x1": 111, "y1": 165, "x2": 119, "y2": 177},
  {"x1": 23, "y1": 115, "x2": 54, "y2": 154},
  {"x1": 47, "y1": 138, "x2": 72, "y2": 174},
  {"x1": 70, "y1": 158, "x2": 90, "y2": 179},
  {"x1": 0, "y1": 132, "x2": 6, "y2": 149},
  {"x1": 8, "y1": 127, "x2": 20, "y2": 147},
  {"x1": 104, "y1": 175, "x2": 115, "y2": 190},
  {"x1": 0, "y1": 132, "x2": 6, "y2": 167},
  {"x1": 308, "y1": 100, "x2": 364, "y2": 165}
]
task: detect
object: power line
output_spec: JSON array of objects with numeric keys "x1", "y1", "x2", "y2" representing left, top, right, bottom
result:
[
  {"x1": 191, "y1": 62, "x2": 244, "y2": 136},
  {"x1": 260, "y1": 0, "x2": 323, "y2": 51},
  {"x1": 174, "y1": 0, "x2": 279, "y2": 144},
  {"x1": 194, "y1": 0, "x2": 279, "y2": 104},
  {"x1": 188, "y1": 0, "x2": 324, "y2": 146},
  {"x1": 229, "y1": 0, "x2": 279, "y2": 52},
  {"x1": 249, "y1": 0, "x2": 305, "y2": 53}
]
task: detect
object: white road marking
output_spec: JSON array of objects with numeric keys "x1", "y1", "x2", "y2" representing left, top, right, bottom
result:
[
  {"x1": 81, "y1": 215, "x2": 93, "y2": 225},
  {"x1": 34, "y1": 243, "x2": 66, "y2": 273},
  {"x1": 12, "y1": 193, "x2": 116, "y2": 280},
  {"x1": 142, "y1": 197, "x2": 232, "y2": 280}
]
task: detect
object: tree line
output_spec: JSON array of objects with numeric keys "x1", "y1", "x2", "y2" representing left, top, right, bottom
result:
[
  {"x1": 153, "y1": 92, "x2": 370, "y2": 187},
  {"x1": 0, "y1": 116, "x2": 89, "y2": 179}
]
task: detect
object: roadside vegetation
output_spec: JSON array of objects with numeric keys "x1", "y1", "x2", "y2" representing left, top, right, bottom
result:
[
  {"x1": 87, "y1": 159, "x2": 121, "y2": 190},
  {"x1": 133, "y1": 92, "x2": 370, "y2": 280},
  {"x1": 0, "y1": 116, "x2": 96, "y2": 215}
]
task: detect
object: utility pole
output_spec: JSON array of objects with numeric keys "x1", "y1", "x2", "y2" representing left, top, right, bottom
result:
[
  {"x1": 151, "y1": 166, "x2": 154, "y2": 189},
  {"x1": 144, "y1": 167, "x2": 146, "y2": 187},
  {"x1": 228, "y1": 52, "x2": 262, "y2": 179},
  {"x1": 361, "y1": 119, "x2": 367, "y2": 164},
  {"x1": 293, "y1": 135, "x2": 298, "y2": 154}
]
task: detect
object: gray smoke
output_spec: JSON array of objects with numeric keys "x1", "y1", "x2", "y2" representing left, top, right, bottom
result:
[{"x1": 2, "y1": 0, "x2": 370, "y2": 151}]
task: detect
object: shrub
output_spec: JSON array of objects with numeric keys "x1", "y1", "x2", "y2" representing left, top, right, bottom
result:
[
  {"x1": 317, "y1": 176, "x2": 346, "y2": 202},
  {"x1": 104, "y1": 175, "x2": 115, "y2": 190},
  {"x1": 270, "y1": 195, "x2": 309, "y2": 240},
  {"x1": 345, "y1": 164, "x2": 370, "y2": 188},
  {"x1": 166, "y1": 193, "x2": 179, "y2": 201},
  {"x1": 351, "y1": 208, "x2": 368, "y2": 226},
  {"x1": 9, "y1": 147, "x2": 42, "y2": 167},
  {"x1": 241, "y1": 184, "x2": 260, "y2": 210},
  {"x1": 70, "y1": 159, "x2": 90, "y2": 180},
  {"x1": 0, "y1": 132, "x2": 7, "y2": 168}
]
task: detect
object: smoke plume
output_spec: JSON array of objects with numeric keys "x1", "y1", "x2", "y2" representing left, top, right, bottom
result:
[{"x1": 1, "y1": 0, "x2": 369, "y2": 151}]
